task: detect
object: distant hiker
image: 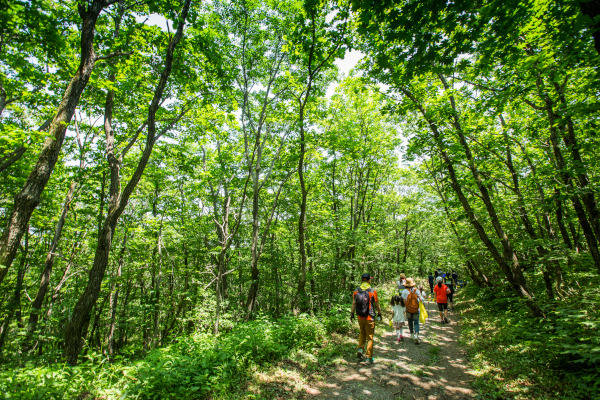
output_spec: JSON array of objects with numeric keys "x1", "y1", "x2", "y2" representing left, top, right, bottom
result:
[
  {"x1": 418, "y1": 284, "x2": 426, "y2": 298},
  {"x1": 434, "y1": 276, "x2": 450, "y2": 324},
  {"x1": 397, "y1": 273, "x2": 406, "y2": 294},
  {"x1": 452, "y1": 270, "x2": 458, "y2": 286},
  {"x1": 390, "y1": 295, "x2": 406, "y2": 342},
  {"x1": 401, "y1": 278, "x2": 425, "y2": 344},
  {"x1": 444, "y1": 274, "x2": 455, "y2": 311},
  {"x1": 350, "y1": 273, "x2": 382, "y2": 364},
  {"x1": 428, "y1": 272, "x2": 434, "y2": 294}
]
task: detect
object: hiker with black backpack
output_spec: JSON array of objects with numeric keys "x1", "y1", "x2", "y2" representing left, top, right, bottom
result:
[
  {"x1": 350, "y1": 273, "x2": 382, "y2": 364},
  {"x1": 401, "y1": 278, "x2": 425, "y2": 344}
]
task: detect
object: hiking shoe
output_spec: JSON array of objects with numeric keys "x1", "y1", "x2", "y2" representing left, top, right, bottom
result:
[
  {"x1": 365, "y1": 357, "x2": 374, "y2": 364},
  {"x1": 441, "y1": 320, "x2": 446, "y2": 324},
  {"x1": 357, "y1": 348, "x2": 364, "y2": 360},
  {"x1": 396, "y1": 337, "x2": 400, "y2": 342},
  {"x1": 444, "y1": 317, "x2": 450, "y2": 324},
  {"x1": 400, "y1": 335, "x2": 404, "y2": 341}
]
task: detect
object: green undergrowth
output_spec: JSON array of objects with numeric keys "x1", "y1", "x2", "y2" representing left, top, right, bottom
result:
[
  {"x1": 459, "y1": 279, "x2": 600, "y2": 400},
  {"x1": 0, "y1": 310, "x2": 352, "y2": 400}
]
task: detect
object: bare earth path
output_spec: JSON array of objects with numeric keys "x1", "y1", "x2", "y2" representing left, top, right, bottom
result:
[{"x1": 303, "y1": 299, "x2": 475, "y2": 400}]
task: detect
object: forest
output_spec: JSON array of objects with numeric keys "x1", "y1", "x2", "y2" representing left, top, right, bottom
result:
[{"x1": 0, "y1": 0, "x2": 599, "y2": 399}]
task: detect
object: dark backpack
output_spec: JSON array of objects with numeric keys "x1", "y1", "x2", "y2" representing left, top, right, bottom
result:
[
  {"x1": 355, "y1": 287, "x2": 374, "y2": 317},
  {"x1": 406, "y1": 290, "x2": 419, "y2": 313}
]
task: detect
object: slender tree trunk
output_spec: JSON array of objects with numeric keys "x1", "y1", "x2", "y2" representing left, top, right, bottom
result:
[
  {"x1": 500, "y1": 117, "x2": 556, "y2": 299},
  {"x1": 296, "y1": 104, "x2": 309, "y2": 312},
  {"x1": 107, "y1": 232, "x2": 127, "y2": 356},
  {"x1": 555, "y1": 84, "x2": 600, "y2": 246},
  {"x1": 437, "y1": 77, "x2": 539, "y2": 309},
  {"x1": 540, "y1": 80, "x2": 600, "y2": 269},
  {"x1": 63, "y1": 0, "x2": 191, "y2": 364},
  {"x1": 402, "y1": 86, "x2": 543, "y2": 316},
  {"x1": 246, "y1": 166, "x2": 261, "y2": 317},
  {"x1": 26, "y1": 180, "x2": 78, "y2": 344},
  {"x1": 0, "y1": 233, "x2": 28, "y2": 352}
]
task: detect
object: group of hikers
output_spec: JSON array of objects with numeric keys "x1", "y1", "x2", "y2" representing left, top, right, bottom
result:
[{"x1": 350, "y1": 270, "x2": 459, "y2": 364}]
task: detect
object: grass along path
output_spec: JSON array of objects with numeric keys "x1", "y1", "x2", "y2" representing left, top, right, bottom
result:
[{"x1": 302, "y1": 298, "x2": 475, "y2": 400}]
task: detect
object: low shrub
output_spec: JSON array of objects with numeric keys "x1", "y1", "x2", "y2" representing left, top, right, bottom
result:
[
  {"x1": 460, "y1": 281, "x2": 600, "y2": 400},
  {"x1": 0, "y1": 311, "x2": 345, "y2": 400}
]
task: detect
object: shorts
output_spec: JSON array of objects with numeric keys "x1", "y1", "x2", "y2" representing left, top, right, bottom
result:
[
  {"x1": 447, "y1": 293, "x2": 453, "y2": 302},
  {"x1": 393, "y1": 321, "x2": 405, "y2": 330},
  {"x1": 437, "y1": 302, "x2": 448, "y2": 311}
]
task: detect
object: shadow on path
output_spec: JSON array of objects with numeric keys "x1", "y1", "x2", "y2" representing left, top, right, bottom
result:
[{"x1": 304, "y1": 300, "x2": 475, "y2": 400}]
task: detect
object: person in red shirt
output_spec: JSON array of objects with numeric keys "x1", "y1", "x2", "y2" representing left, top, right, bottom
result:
[
  {"x1": 433, "y1": 276, "x2": 451, "y2": 324},
  {"x1": 350, "y1": 273, "x2": 382, "y2": 364}
]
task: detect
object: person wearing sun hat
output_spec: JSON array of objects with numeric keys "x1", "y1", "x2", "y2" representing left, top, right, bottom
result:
[
  {"x1": 350, "y1": 273, "x2": 382, "y2": 364},
  {"x1": 401, "y1": 277, "x2": 425, "y2": 344}
]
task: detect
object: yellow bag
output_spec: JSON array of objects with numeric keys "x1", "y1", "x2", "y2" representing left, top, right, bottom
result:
[
  {"x1": 419, "y1": 302, "x2": 428, "y2": 323},
  {"x1": 389, "y1": 319, "x2": 393, "y2": 328}
]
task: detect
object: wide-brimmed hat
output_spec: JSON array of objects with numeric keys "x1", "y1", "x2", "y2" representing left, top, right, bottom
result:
[{"x1": 405, "y1": 278, "x2": 416, "y2": 287}]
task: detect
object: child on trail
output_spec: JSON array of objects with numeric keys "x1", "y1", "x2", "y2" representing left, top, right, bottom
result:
[
  {"x1": 433, "y1": 276, "x2": 450, "y2": 324},
  {"x1": 390, "y1": 295, "x2": 406, "y2": 342}
]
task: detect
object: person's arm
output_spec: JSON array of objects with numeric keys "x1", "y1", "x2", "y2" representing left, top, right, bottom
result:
[
  {"x1": 374, "y1": 300, "x2": 382, "y2": 316},
  {"x1": 350, "y1": 296, "x2": 356, "y2": 320}
]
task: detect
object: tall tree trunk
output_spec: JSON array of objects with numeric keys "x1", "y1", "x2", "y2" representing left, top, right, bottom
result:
[
  {"x1": 0, "y1": 232, "x2": 28, "y2": 352},
  {"x1": 296, "y1": 100, "x2": 309, "y2": 313},
  {"x1": 438, "y1": 76, "x2": 539, "y2": 309},
  {"x1": 63, "y1": 0, "x2": 191, "y2": 365},
  {"x1": 539, "y1": 78, "x2": 600, "y2": 269},
  {"x1": 554, "y1": 83, "x2": 600, "y2": 246},
  {"x1": 500, "y1": 116, "x2": 556, "y2": 299},
  {"x1": 0, "y1": 0, "x2": 110, "y2": 286},
  {"x1": 26, "y1": 179, "x2": 79, "y2": 344},
  {"x1": 245, "y1": 155, "x2": 261, "y2": 317},
  {"x1": 107, "y1": 232, "x2": 127, "y2": 356},
  {"x1": 402, "y1": 86, "x2": 543, "y2": 317}
]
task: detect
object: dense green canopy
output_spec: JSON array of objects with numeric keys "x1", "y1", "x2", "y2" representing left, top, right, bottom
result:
[{"x1": 0, "y1": 0, "x2": 598, "y2": 398}]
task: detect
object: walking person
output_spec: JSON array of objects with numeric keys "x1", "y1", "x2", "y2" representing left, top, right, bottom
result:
[
  {"x1": 433, "y1": 276, "x2": 451, "y2": 324},
  {"x1": 350, "y1": 273, "x2": 382, "y2": 364},
  {"x1": 428, "y1": 272, "x2": 434, "y2": 294},
  {"x1": 401, "y1": 278, "x2": 425, "y2": 344},
  {"x1": 397, "y1": 273, "x2": 406, "y2": 294},
  {"x1": 444, "y1": 274, "x2": 455, "y2": 311},
  {"x1": 390, "y1": 295, "x2": 406, "y2": 342}
]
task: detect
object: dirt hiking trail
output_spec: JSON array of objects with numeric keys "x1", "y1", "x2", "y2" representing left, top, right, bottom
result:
[{"x1": 304, "y1": 299, "x2": 475, "y2": 400}]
